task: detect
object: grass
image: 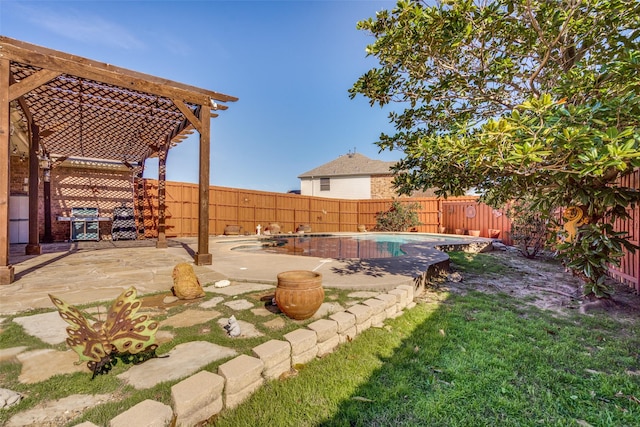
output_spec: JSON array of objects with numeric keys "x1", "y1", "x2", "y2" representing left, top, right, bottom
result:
[
  {"x1": 447, "y1": 251, "x2": 514, "y2": 275},
  {"x1": 0, "y1": 286, "x2": 357, "y2": 426},
  {"x1": 211, "y1": 255, "x2": 640, "y2": 427},
  {"x1": 1, "y1": 253, "x2": 639, "y2": 426}
]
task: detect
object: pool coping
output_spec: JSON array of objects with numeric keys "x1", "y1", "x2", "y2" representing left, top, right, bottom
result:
[{"x1": 206, "y1": 232, "x2": 494, "y2": 292}]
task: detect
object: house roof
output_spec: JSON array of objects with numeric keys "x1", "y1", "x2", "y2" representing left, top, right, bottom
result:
[{"x1": 298, "y1": 152, "x2": 395, "y2": 178}]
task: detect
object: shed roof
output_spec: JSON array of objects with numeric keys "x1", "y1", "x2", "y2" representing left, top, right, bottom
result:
[{"x1": 298, "y1": 152, "x2": 395, "y2": 178}]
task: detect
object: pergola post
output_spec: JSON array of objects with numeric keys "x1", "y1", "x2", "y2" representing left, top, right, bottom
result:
[
  {"x1": 194, "y1": 105, "x2": 212, "y2": 265},
  {"x1": 25, "y1": 122, "x2": 41, "y2": 254},
  {"x1": 156, "y1": 145, "x2": 168, "y2": 249},
  {"x1": 42, "y1": 159, "x2": 53, "y2": 243},
  {"x1": 135, "y1": 170, "x2": 146, "y2": 239},
  {"x1": 0, "y1": 58, "x2": 15, "y2": 284}
]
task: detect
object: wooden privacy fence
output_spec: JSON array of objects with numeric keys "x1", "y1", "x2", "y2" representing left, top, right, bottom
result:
[
  {"x1": 138, "y1": 178, "x2": 637, "y2": 293},
  {"x1": 139, "y1": 180, "x2": 512, "y2": 242},
  {"x1": 607, "y1": 169, "x2": 639, "y2": 293}
]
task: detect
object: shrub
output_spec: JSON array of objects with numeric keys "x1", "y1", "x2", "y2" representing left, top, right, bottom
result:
[
  {"x1": 508, "y1": 202, "x2": 548, "y2": 259},
  {"x1": 375, "y1": 200, "x2": 422, "y2": 232}
]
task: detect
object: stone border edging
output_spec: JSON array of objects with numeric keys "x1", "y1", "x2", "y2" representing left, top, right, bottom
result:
[{"x1": 102, "y1": 283, "x2": 418, "y2": 427}]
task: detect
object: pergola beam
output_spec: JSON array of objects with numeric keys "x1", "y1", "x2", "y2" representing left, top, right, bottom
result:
[
  {"x1": 171, "y1": 99, "x2": 202, "y2": 134},
  {"x1": 0, "y1": 36, "x2": 238, "y2": 106},
  {"x1": 9, "y1": 69, "x2": 61, "y2": 101}
]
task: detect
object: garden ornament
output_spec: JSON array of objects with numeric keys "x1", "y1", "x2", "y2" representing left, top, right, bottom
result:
[
  {"x1": 224, "y1": 315, "x2": 241, "y2": 337},
  {"x1": 49, "y1": 287, "x2": 159, "y2": 379},
  {"x1": 171, "y1": 262, "x2": 205, "y2": 300},
  {"x1": 562, "y1": 206, "x2": 589, "y2": 243}
]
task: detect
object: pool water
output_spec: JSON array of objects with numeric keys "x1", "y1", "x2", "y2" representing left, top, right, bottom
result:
[{"x1": 231, "y1": 233, "x2": 447, "y2": 259}]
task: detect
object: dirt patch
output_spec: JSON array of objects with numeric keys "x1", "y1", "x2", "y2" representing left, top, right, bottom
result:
[{"x1": 435, "y1": 248, "x2": 640, "y2": 322}]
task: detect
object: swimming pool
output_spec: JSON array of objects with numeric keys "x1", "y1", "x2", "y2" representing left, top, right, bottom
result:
[{"x1": 230, "y1": 233, "x2": 452, "y2": 259}]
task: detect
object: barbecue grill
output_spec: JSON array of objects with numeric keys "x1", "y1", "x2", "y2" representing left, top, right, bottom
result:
[{"x1": 57, "y1": 207, "x2": 110, "y2": 241}]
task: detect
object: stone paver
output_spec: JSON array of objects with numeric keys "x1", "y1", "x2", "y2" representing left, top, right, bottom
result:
[
  {"x1": 109, "y1": 399, "x2": 173, "y2": 427},
  {"x1": 388, "y1": 288, "x2": 408, "y2": 309},
  {"x1": 218, "y1": 355, "x2": 264, "y2": 408},
  {"x1": 1, "y1": 246, "x2": 195, "y2": 315},
  {"x1": 346, "y1": 304, "x2": 372, "y2": 324},
  {"x1": 200, "y1": 296, "x2": 224, "y2": 309},
  {"x1": 17, "y1": 349, "x2": 89, "y2": 383},
  {"x1": 348, "y1": 291, "x2": 380, "y2": 299},
  {"x1": 5, "y1": 394, "x2": 114, "y2": 427},
  {"x1": 160, "y1": 309, "x2": 221, "y2": 329},
  {"x1": 223, "y1": 299, "x2": 254, "y2": 310},
  {"x1": 0, "y1": 346, "x2": 27, "y2": 363},
  {"x1": 284, "y1": 329, "x2": 318, "y2": 365},
  {"x1": 329, "y1": 311, "x2": 356, "y2": 333},
  {"x1": 252, "y1": 339, "x2": 291, "y2": 380},
  {"x1": 0, "y1": 388, "x2": 22, "y2": 409},
  {"x1": 251, "y1": 307, "x2": 273, "y2": 317},
  {"x1": 311, "y1": 302, "x2": 344, "y2": 318},
  {"x1": 307, "y1": 319, "x2": 338, "y2": 343},
  {"x1": 155, "y1": 330, "x2": 175, "y2": 344},
  {"x1": 13, "y1": 311, "x2": 69, "y2": 345},
  {"x1": 263, "y1": 317, "x2": 286, "y2": 330},
  {"x1": 117, "y1": 341, "x2": 237, "y2": 389},
  {"x1": 171, "y1": 371, "x2": 224, "y2": 427},
  {"x1": 203, "y1": 282, "x2": 274, "y2": 296},
  {"x1": 217, "y1": 355, "x2": 264, "y2": 395}
]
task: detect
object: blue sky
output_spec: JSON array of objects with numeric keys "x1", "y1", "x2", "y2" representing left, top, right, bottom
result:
[{"x1": 1, "y1": 0, "x2": 400, "y2": 193}]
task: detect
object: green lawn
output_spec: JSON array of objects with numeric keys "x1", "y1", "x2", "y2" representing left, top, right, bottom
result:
[{"x1": 212, "y1": 258, "x2": 640, "y2": 426}]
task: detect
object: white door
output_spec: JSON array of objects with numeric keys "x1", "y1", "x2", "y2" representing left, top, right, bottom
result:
[{"x1": 9, "y1": 195, "x2": 29, "y2": 244}]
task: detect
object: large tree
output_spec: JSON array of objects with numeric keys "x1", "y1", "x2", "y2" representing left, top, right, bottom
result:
[{"x1": 350, "y1": 0, "x2": 640, "y2": 297}]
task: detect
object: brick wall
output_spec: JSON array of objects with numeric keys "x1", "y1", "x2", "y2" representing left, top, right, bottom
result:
[
  {"x1": 370, "y1": 175, "x2": 400, "y2": 199},
  {"x1": 9, "y1": 156, "x2": 29, "y2": 195},
  {"x1": 370, "y1": 175, "x2": 438, "y2": 199},
  {"x1": 49, "y1": 166, "x2": 135, "y2": 241}
]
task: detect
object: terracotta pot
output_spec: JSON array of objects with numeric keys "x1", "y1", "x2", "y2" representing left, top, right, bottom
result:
[
  {"x1": 488, "y1": 229, "x2": 501, "y2": 238},
  {"x1": 454, "y1": 228, "x2": 466, "y2": 235},
  {"x1": 297, "y1": 224, "x2": 311, "y2": 233},
  {"x1": 224, "y1": 225, "x2": 242, "y2": 235},
  {"x1": 357, "y1": 225, "x2": 367, "y2": 232},
  {"x1": 268, "y1": 223, "x2": 281, "y2": 234},
  {"x1": 276, "y1": 270, "x2": 324, "y2": 320},
  {"x1": 469, "y1": 229, "x2": 481, "y2": 237},
  {"x1": 438, "y1": 226, "x2": 446, "y2": 234}
]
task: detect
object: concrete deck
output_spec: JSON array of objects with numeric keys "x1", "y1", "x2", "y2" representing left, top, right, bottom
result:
[{"x1": 1, "y1": 234, "x2": 488, "y2": 316}]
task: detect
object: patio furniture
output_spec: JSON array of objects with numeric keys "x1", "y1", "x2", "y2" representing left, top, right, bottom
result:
[{"x1": 112, "y1": 207, "x2": 137, "y2": 241}]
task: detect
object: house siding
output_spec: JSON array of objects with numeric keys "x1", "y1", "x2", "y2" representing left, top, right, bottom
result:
[{"x1": 300, "y1": 176, "x2": 370, "y2": 199}]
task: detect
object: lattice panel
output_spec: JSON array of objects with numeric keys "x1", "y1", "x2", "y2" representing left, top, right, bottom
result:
[{"x1": 10, "y1": 62, "x2": 198, "y2": 162}]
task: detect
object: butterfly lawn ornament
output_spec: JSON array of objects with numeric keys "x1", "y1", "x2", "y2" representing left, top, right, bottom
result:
[{"x1": 49, "y1": 286, "x2": 159, "y2": 379}]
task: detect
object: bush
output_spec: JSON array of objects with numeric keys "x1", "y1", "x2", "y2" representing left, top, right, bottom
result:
[
  {"x1": 508, "y1": 202, "x2": 548, "y2": 259},
  {"x1": 375, "y1": 200, "x2": 422, "y2": 232}
]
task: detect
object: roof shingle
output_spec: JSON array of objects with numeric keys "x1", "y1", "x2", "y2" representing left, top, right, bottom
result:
[{"x1": 298, "y1": 153, "x2": 395, "y2": 178}]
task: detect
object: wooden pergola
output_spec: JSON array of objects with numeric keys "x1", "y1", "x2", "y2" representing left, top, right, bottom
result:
[{"x1": 0, "y1": 36, "x2": 238, "y2": 285}]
